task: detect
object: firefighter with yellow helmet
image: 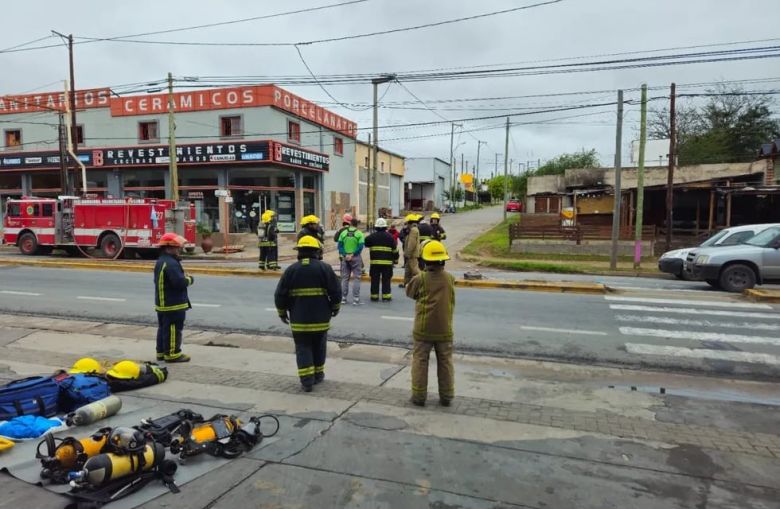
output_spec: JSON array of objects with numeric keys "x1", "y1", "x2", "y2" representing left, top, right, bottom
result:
[
  {"x1": 153, "y1": 233, "x2": 193, "y2": 363},
  {"x1": 257, "y1": 210, "x2": 280, "y2": 270},
  {"x1": 405, "y1": 240, "x2": 455, "y2": 407},
  {"x1": 274, "y1": 235, "x2": 342, "y2": 392},
  {"x1": 298, "y1": 215, "x2": 326, "y2": 259},
  {"x1": 430, "y1": 212, "x2": 447, "y2": 241}
]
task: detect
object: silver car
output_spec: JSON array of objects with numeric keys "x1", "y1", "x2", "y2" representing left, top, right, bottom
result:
[{"x1": 688, "y1": 225, "x2": 780, "y2": 292}]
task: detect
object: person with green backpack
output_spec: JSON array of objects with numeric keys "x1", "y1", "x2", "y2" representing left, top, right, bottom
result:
[{"x1": 338, "y1": 217, "x2": 365, "y2": 305}]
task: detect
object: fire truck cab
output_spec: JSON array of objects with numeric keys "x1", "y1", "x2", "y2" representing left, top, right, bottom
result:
[{"x1": 2, "y1": 196, "x2": 195, "y2": 258}]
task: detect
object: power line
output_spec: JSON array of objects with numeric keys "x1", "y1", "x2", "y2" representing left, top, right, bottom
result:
[
  {"x1": 79, "y1": 0, "x2": 369, "y2": 41},
  {"x1": 293, "y1": 44, "x2": 375, "y2": 112},
  {"x1": 45, "y1": 1, "x2": 564, "y2": 51},
  {"x1": 0, "y1": 35, "x2": 54, "y2": 52}
]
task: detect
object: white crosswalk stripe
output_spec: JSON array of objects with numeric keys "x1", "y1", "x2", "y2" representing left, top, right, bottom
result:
[
  {"x1": 614, "y1": 314, "x2": 780, "y2": 331},
  {"x1": 625, "y1": 344, "x2": 780, "y2": 366},
  {"x1": 609, "y1": 295, "x2": 780, "y2": 366},
  {"x1": 609, "y1": 304, "x2": 780, "y2": 320},
  {"x1": 619, "y1": 326, "x2": 780, "y2": 346},
  {"x1": 605, "y1": 295, "x2": 772, "y2": 310}
]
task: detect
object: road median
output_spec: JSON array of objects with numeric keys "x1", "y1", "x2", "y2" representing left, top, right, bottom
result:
[{"x1": 0, "y1": 257, "x2": 608, "y2": 294}]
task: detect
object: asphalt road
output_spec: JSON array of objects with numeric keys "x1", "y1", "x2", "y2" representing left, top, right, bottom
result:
[{"x1": 1, "y1": 265, "x2": 778, "y2": 377}]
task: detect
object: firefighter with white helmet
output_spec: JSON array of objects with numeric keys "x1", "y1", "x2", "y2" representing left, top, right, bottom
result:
[
  {"x1": 364, "y1": 217, "x2": 399, "y2": 302},
  {"x1": 153, "y1": 233, "x2": 193, "y2": 363}
]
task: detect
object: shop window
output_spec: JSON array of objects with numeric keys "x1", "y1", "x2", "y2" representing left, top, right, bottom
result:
[
  {"x1": 220, "y1": 115, "x2": 242, "y2": 137},
  {"x1": 334, "y1": 136, "x2": 343, "y2": 156},
  {"x1": 0, "y1": 174, "x2": 21, "y2": 190},
  {"x1": 4, "y1": 129, "x2": 21, "y2": 148},
  {"x1": 364, "y1": 156, "x2": 369, "y2": 167},
  {"x1": 288, "y1": 121, "x2": 300, "y2": 143},
  {"x1": 30, "y1": 172, "x2": 61, "y2": 190},
  {"x1": 75, "y1": 125, "x2": 84, "y2": 145},
  {"x1": 138, "y1": 121, "x2": 159, "y2": 143},
  {"x1": 381, "y1": 161, "x2": 385, "y2": 172},
  {"x1": 303, "y1": 176, "x2": 316, "y2": 189}
]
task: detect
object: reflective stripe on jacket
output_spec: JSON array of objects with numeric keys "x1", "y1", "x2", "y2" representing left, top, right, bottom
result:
[
  {"x1": 274, "y1": 257, "x2": 342, "y2": 333},
  {"x1": 154, "y1": 253, "x2": 193, "y2": 312},
  {"x1": 364, "y1": 230, "x2": 399, "y2": 266}
]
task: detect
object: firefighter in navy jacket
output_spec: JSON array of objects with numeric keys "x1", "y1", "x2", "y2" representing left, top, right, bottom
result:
[
  {"x1": 154, "y1": 233, "x2": 193, "y2": 363},
  {"x1": 274, "y1": 235, "x2": 342, "y2": 391}
]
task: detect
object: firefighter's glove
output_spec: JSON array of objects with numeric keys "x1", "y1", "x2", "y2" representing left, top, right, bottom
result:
[
  {"x1": 186, "y1": 274, "x2": 194, "y2": 285},
  {"x1": 279, "y1": 312, "x2": 289, "y2": 324}
]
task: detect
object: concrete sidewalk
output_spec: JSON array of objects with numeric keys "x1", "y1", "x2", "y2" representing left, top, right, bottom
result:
[{"x1": 0, "y1": 314, "x2": 779, "y2": 507}]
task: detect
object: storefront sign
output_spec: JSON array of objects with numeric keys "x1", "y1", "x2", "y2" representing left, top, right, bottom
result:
[
  {"x1": 271, "y1": 142, "x2": 329, "y2": 171},
  {"x1": 110, "y1": 85, "x2": 357, "y2": 138},
  {"x1": 0, "y1": 139, "x2": 329, "y2": 173},
  {"x1": 0, "y1": 88, "x2": 111, "y2": 115}
]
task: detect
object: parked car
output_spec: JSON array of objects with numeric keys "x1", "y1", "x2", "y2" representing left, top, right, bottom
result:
[
  {"x1": 505, "y1": 200, "x2": 522, "y2": 212},
  {"x1": 686, "y1": 225, "x2": 780, "y2": 292},
  {"x1": 658, "y1": 224, "x2": 780, "y2": 279}
]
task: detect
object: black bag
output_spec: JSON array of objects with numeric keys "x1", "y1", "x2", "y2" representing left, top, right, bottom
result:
[{"x1": 106, "y1": 363, "x2": 168, "y2": 393}]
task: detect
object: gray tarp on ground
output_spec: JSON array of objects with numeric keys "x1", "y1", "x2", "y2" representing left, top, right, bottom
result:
[{"x1": 0, "y1": 395, "x2": 290, "y2": 509}]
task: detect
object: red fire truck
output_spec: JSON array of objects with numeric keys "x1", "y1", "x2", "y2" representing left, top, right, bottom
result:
[{"x1": 2, "y1": 196, "x2": 196, "y2": 258}]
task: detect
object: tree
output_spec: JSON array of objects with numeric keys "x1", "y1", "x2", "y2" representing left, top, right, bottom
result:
[
  {"x1": 648, "y1": 86, "x2": 780, "y2": 165},
  {"x1": 534, "y1": 149, "x2": 600, "y2": 176}
]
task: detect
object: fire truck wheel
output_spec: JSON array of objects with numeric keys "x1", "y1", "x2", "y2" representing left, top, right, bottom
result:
[
  {"x1": 99, "y1": 233, "x2": 122, "y2": 258},
  {"x1": 18, "y1": 233, "x2": 39, "y2": 256}
]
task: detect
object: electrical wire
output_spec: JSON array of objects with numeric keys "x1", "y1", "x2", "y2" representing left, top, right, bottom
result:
[
  {"x1": 59, "y1": 1, "x2": 563, "y2": 50},
  {"x1": 78, "y1": 0, "x2": 370, "y2": 42}
]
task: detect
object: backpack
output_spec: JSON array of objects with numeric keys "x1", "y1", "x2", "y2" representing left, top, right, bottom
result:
[
  {"x1": 0, "y1": 376, "x2": 60, "y2": 420},
  {"x1": 57, "y1": 374, "x2": 112, "y2": 412},
  {"x1": 107, "y1": 363, "x2": 168, "y2": 393}
]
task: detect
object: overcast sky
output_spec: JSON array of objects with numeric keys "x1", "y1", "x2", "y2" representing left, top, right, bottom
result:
[{"x1": 2, "y1": 0, "x2": 778, "y2": 173}]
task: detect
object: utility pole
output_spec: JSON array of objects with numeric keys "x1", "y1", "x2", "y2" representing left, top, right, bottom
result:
[
  {"x1": 369, "y1": 75, "x2": 395, "y2": 226},
  {"x1": 52, "y1": 31, "x2": 77, "y2": 195},
  {"x1": 502, "y1": 117, "x2": 510, "y2": 222},
  {"x1": 609, "y1": 90, "x2": 624, "y2": 271},
  {"x1": 665, "y1": 83, "x2": 677, "y2": 252},
  {"x1": 366, "y1": 134, "x2": 372, "y2": 221},
  {"x1": 634, "y1": 84, "x2": 648, "y2": 269},
  {"x1": 57, "y1": 113, "x2": 68, "y2": 195},
  {"x1": 167, "y1": 72, "x2": 179, "y2": 201},
  {"x1": 449, "y1": 123, "x2": 456, "y2": 201},
  {"x1": 476, "y1": 140, "x2": 486, "y2": 185}
]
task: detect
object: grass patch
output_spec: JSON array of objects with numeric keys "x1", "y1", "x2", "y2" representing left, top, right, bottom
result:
[
  {"x1": 462, "y1": 217, "x2": 660, "y2": 274},
  {"x1": 457, "y1": 203, "x2": 483, "y2": 212},
  {"x1": 475, "y1": 258, "x2": 586, "y2": 273}
]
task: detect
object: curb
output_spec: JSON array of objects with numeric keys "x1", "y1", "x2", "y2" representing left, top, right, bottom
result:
[
  {"x1": 743, "y1": 288, "x2": 780, "y2": 303},
  {"x1": 0, "y1": 258, "x2": 607, "y2": 294}
]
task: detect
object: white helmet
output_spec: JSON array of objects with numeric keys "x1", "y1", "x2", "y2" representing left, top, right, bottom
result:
[{"x1": 374, "y1": 218, "x2": 388, "y2": 228}]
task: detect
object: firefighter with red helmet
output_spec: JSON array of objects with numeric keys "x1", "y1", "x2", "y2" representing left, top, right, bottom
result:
[{"x1": 153, "y1": 233, "x2": 193, "y2": 363}]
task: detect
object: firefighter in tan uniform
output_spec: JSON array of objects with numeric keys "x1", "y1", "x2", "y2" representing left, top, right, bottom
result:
[
  {"x1": 401, "y1": 214, "x2": 421, "y2": 288},
  {"x1": 405, "y1": 240, "x2": 455, "y2": 406}
]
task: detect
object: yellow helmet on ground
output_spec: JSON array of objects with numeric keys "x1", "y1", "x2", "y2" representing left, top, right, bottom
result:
[
  {"x1": 107, "y1": 360, "x2": 141, "y2": 380},
  {"x1": 69, "y1": 357, "x2": 103, "y2": 374},
  {"x1": 431, "y1": 213, "x2": 441, "y2": 220},
  {"x1": 421, "y1": 240, "x2": 450, "y2": 262},
  {"x1": 300, "y1": 215, "x2": 320, "y2": 226},
  {"x1": 295, "y1": 235, "x2": 322, "y2": 250}
]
